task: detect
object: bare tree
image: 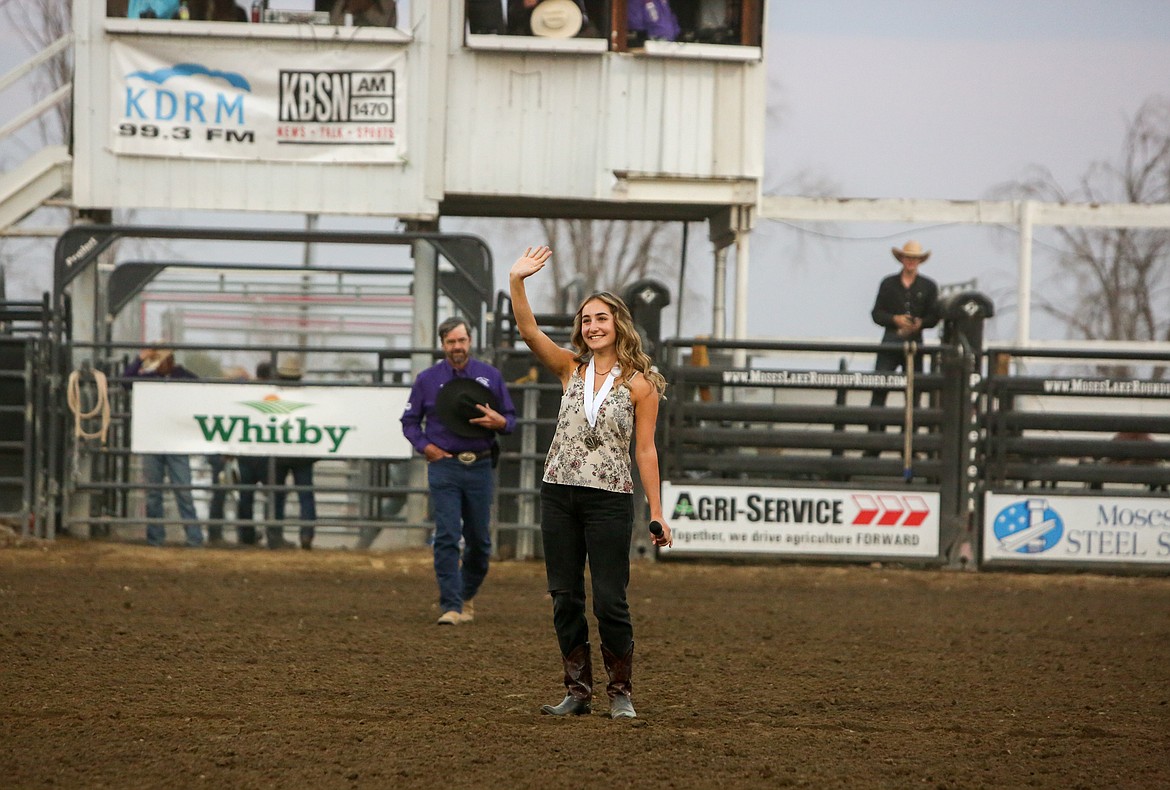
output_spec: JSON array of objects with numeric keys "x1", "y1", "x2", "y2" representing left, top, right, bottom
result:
[
  {"x1": 996, "y1": 97, "x2": 1170, "y2": 365},
  {"x1": 1, "y1": 1, "x2": 166, "y2": 302},
  {"x1": 536, "y1": 218, "x2": 677, "y2": 309},
  {"x1": 2, "y1": 0, "x2": 72, "y2": 145}
]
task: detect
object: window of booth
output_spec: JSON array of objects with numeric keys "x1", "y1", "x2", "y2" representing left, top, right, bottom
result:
[
  {"x1": 464, "y1": 0, "x2": 763, "y2": 60},
  {"x1": 107, "y1": 0, "x2": 410, "y2": 31}
]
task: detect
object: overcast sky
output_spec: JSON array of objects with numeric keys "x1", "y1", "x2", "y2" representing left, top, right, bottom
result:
[
  {"x1": 750, "y1": 0, "x2": 1170, "y2": 344},
  {"x1": 3, "y1": 1, "x2": 1170, "y2": 346}
]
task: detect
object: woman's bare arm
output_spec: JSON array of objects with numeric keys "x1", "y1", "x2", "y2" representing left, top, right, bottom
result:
[{"x1": 509, "y1": 246, "x2": 575, "y2": 384}]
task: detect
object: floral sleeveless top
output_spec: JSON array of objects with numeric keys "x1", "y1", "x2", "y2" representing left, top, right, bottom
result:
[{"x1": 543, "y1": 367, "x2": 636, "y2": 493}]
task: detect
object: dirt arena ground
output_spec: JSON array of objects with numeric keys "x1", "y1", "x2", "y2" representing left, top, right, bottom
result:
[{"x1": 2, "y1": 538, "x2": 1168, "y2": 789}]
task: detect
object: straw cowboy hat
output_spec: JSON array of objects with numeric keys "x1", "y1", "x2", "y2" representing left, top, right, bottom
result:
[
  {"x1": 531, "y1": 0, "x2": 582, "y2": 38},
  {"x1": 892, "y1": 240, "x2": 931, "y2": 262},
  {"x1": 276, "y1": 355, "x2": 304, "y2": 380},
  {"x1": 434, "y1": 378, "x2": 500, "y2": 439}
]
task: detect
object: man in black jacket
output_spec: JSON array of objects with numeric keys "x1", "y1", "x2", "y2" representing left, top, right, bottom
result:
[{"x1": 866, "y1": 241, "x2": 940, "y2": 451}]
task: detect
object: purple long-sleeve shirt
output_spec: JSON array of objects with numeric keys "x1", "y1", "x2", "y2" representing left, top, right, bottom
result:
[{"x1": 400, "y1": 358, "x2": 516, "y2": 455}]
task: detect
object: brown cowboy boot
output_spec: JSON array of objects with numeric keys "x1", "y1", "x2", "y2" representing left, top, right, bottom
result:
[
  {"x1": 540, "y1": 642, "x2": 593, "y2": 716},
  {"x1": 601, "y1": 643, "x2": 636, "y2": 719}
]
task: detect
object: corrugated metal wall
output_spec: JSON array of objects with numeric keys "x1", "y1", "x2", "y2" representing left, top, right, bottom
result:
[{"x1": 444, "y1": 50, "x2": 764, "y2": 201}]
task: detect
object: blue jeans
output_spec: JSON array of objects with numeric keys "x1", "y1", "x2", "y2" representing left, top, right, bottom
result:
[
  {"x1": 428, "y1": 457, "x2": 494, "y2": 613},
  {"x1": 142, "y1": 453, "x2": 201, "y2": 547},
  {"x1": 540, "y1": 482, "x2": 633, "y2": 657},
  {"x1": 272, "y1": 458, "x2": 317, "y2": 546}
]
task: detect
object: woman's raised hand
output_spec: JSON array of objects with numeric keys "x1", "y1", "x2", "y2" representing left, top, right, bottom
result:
[{"x1": 510, "y1": 246, "x2": 552, "y2": 281}]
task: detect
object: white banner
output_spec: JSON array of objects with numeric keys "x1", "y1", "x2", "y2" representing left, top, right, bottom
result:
[
  {"x1": 983, "y1": 492, "x2": 1170, "y2": 565},
  {"x1": 660, "y1": 482, "x2": 940, "y2": 558},
  {"x1": 109, "y1": 38, "x2": 405, "y2": 162},
  {"x1": 130, "y1": 382, "x2": 411, "y2": 459}
]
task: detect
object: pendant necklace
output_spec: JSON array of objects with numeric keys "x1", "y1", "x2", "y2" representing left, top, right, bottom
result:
[{"x1": 583, "y1": 357, "x2": 618, "y2": 450}]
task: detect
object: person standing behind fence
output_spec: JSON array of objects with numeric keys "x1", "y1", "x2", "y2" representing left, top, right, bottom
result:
[
  {"x1": 125, "y1": 346, "x2": 203, "y2": 547},
  {"x1": 867, "y1": 240, "x2": 940, "y2": 452},
  {"x1": 400, "y1": 317, "x2": 516, "y2": 625},
  {"x1": 267, "y1": 355, "x2": 317, "y2": 550},
  {"x1": 235, "y1": 360, "x2": 274, "y2": 547},
  {"x1": 509, "y1": 245, "x2": 672, "y2": 720},
  {"x1": 206, "y1": 366, "x2": 250, "y2": 546}
]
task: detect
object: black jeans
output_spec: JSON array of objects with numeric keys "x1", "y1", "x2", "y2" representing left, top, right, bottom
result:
[
  {"x1": 870, "y1": 344, "x2": 925, "y2": 409},
  {"x1": 867, "y1": 343, "x2": 928, "y2": 456},
  {"x1": 207, "y1": 454, "x2": 227, "y2": 542},
  {"x1": 236, "y1": 456, "x2": 269, "y2": 545},
  {"x1": 271, "y1": 457, "x2": 317, "y2": 546},
  {"x1": 540, "y1": 482, "x2": 634, "y2": 658}
]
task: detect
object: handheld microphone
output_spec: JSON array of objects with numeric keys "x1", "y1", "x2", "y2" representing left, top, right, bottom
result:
[{"x1": 649, "y1": 520, "x2": 664, "y2": 537}]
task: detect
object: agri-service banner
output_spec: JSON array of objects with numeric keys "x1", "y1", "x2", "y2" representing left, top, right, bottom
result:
[
  {"x1": 660, "y1": 482, "x2": 940, "y2": 558},
  {"x1": 109, "y1": 38, "x2": 405, "y2": 162},
  {"x1": 130, "y1": 382, "x2": 411, "y2": 459},
  {"x1": 983, "y1": 492, "x2": 1170, "y2": 566}
]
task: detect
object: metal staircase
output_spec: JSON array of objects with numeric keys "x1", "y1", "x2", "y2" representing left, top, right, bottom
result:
[
  {"x1": 0, "y1": 145, "x2": 72, "y2": 231},
  {"x1": 0, "y1": 33, "x2": 74, "y2": 535}
]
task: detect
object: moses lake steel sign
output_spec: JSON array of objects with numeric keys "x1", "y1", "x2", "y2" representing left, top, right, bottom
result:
[
  {"x1": 130, "y1": 382, "x2": 412, "y2": 459},
  {"x1": 983, "y1": 492, "x2": 1170, "y2": 567}
]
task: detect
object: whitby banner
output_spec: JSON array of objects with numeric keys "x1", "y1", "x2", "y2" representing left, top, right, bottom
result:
[
  {"x1": 659, "y1": 482, "x2": 940, "y2": 558},
  {"x1": 130, "y1": 382, "x2": 411, "y2": 459},
  {"x1": 109, "y1": 39, "x2": 405, "y2": 163}
]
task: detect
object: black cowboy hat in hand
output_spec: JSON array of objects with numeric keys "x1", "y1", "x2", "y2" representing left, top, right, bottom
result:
[{"x1": 434, "y1": 378, "x2": 500, "y2": 439}]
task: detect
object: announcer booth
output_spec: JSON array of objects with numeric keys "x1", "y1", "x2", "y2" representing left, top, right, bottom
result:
[{"x1": 71, "y1": 2, "x2": 764, "y2": 227}]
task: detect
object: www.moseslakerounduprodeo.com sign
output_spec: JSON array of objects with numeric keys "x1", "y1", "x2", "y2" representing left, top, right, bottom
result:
[
  {"x1": 660, "y1": 482, "x2": 940, "y2": 558},
  {"x1": 130, "y1": 382, "x2": 411, "y2": 459}
]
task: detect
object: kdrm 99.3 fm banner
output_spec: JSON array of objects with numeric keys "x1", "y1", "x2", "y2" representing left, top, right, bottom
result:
[{"x1": 109, "y1": 38, "x2": 405, "y2": 163}]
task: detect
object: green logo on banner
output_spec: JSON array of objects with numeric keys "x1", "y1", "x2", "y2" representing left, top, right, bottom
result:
[{"x1": 193, "y1": 395, "x2": 353, "y2": 453}]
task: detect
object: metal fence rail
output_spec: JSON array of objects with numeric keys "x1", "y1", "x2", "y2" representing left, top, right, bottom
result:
[{"x1": 983, "y1": 346, "x2": 1170, "y2": 494}]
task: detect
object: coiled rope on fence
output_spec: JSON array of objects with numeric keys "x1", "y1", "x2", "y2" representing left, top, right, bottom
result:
[{"x1": 67, "y1": 368, "x2": 111, "y2": 444}]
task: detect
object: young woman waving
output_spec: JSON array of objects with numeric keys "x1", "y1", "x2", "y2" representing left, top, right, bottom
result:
[{"x1": 510, "y1": 245, "x2": 671, "y2": 720}]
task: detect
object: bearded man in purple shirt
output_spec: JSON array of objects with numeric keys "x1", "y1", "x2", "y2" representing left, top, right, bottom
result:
[{"x1": 401, "y1": 317, "x2": 517, "y2": 625}]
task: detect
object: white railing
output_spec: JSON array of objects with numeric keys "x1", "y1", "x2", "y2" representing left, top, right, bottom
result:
[
  {"x1": 0, "y1": 32, "x2": 74, "y2": 237},
  {"x1": 0, "y1": 32, "x2": 73, "y2": 145}
]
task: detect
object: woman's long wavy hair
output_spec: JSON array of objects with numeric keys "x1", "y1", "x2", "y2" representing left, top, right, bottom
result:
[{"x1": 570, "y1": 292, "x2": 667, "y2": 398}]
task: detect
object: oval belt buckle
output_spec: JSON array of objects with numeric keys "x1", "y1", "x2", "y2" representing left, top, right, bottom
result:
[{"x1": 457, "y1": 451, "x2": 477, "y2": 464}]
